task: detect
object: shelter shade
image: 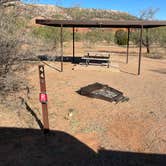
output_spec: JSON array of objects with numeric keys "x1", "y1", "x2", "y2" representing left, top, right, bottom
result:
[{"x1": 36, "y1": 19, "x2": 166, "y2": 75}]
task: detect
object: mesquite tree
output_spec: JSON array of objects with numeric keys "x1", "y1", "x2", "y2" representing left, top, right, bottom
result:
[
  {"x1": 139, "y1": 8, "x2": 159, "y2": 54},
  {"x1": 0, "y1": 3, "x2": 28, "y2": 97}
]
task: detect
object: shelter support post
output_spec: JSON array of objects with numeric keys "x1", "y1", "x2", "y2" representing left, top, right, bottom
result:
[
  {"x1": 146, "y1": 28, "x2": 150, "y2": 54},
  {"x1": 60, "y1": 25, "x2": 63, "y2": 72},
  {"x1": 138, "y1": 26, "x2": 143, "y2": 75},
  {"x1": 72, "y1": 27, "x2": 75, "y2": 63},
  {"x1": 126, "y1": 28, "x2": 130, "y2": 64}
]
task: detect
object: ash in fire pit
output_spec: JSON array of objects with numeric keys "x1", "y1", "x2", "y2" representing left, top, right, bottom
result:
[{"x1": 77, "y1": 83, "x2": 129, "y2": 103}]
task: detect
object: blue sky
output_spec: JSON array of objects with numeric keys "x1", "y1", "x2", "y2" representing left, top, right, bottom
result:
[{"x1": 34, "y1": 0, "x2": 166, "y2": 20}]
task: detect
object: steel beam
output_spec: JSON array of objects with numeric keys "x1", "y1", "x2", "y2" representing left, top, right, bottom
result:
[{"x1": 126, "y1": 28, "x2": 130, "y2": 64}]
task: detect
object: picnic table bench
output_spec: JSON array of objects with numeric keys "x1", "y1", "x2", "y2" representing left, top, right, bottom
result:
[{"x1": 81, "y1": 51, "x2": 111, "y2": 68}]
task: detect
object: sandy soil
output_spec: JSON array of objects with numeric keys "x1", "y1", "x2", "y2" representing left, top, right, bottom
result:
[
  {"x1": 0, "y1": 45, "x2": 166, "y2": 165},
  {"x1": 24, "y1": 54, "x2": 166, "y2": 153}
]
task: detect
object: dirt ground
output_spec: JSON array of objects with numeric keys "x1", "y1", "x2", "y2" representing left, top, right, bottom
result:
[
  {"x1": 26, "y1": 55, "x2": 166, "y2": 153},
  {"x1": 0, "y1": 44, "x2": 166, "y2": 165}
]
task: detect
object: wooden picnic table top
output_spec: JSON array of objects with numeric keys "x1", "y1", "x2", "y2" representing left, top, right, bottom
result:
[
  {"x1": 82, "y1": 56, "x2": 110, "y2": 61},
  {"x1": 84, "y1": 51, "x2": 111, "y2": 59},
  {"x1": 85, "y1": 51, "x2": 110, "y2": 54}
]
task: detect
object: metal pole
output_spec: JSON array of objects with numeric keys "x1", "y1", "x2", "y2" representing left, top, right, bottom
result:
[
  {"x1": 60, "y1": 25, "x2": 63, "y2": 72},
  {"x1": 38, "y1": 65, "x2": 49, "y2": 133},
  {"x1": 138, "y1": 25, "x2": 143, "y2": 75},
  {"x1": 146, "y1": 28, "x2": 150, "y2": 54},
  {"x1": 126, "y1": 28, "x2": 130, "y2": 64},
  {"x1": 72, "y1": 27, "x2": 75, "y2": 63}
]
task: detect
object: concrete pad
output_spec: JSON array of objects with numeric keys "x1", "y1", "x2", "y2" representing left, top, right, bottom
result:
[{"x1": 73, "y1": 62, "x2": 120, "y2": 72}]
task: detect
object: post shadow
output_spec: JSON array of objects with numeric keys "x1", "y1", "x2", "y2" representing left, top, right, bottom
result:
[
  {"x1": 42, "y1": 61, "x2": 61, "y2": 72},
  {"x1": 20, "y1": 97, "x2": 44, "y2": 130}
]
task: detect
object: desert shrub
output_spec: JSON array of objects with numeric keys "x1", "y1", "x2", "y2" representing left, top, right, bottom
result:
[
  {"x1": 0, "y1": 73, "x2": 27, "y2": 95},
  {"x1": 130, "y1": 30, "x2": 139, "y2": 45},
  {"x1": 130, "y1": 27, "x2": 166, "y2": 56},
  {"x1": 32, "y1": 27, "x2": 60, "y2": 42},
  {"x1": 32, "y1": 26, "x2": 72, "y2": 51},
  {"x1": 0, "y1": 38, "x2": 18, "y2": 74},
  {"x1": 103, "y1": 31, "x2": 114, "y2": 44},
  {"x1": 158, "y1": 27, "x2": 166, "y2": 47},
  {"x1": 53, "y1": 14, "x2": 66, "y2": 19},
  {"x1": 32, "y1": 26, "x2": 72, "y2": 42},
  {"x1": 114, "y1": 30, "x2": 128, "y2": 45},
  {"x1": 0, "y1": 6, "x2": 19, "y2": 75},
  {"x1": 131, "y1": 29, "x2": 159, "y2": 45},
  {"x1": 75, "y1": 32, "x2": 83, "y2": 42},
  {"x1": 64, "y1": 7, "x2": 136, "y2": 20},
  {"x1": 0, "y1": 5, "x2": 29, "y2": 103},
  {"x1": 130, "y1": 8, "x2": 166, "y2": 54},
  {"x1": 84, "y1": 29, "x2": 104, "y2": 47}
]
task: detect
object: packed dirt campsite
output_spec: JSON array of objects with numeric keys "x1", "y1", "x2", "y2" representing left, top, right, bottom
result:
[{"x1": 0, "y1": 0, "x2": 166, "y2": 165}]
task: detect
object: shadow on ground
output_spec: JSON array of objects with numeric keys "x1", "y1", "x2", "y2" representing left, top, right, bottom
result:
[
  {"x1": 38, "y1": 55, "x2": 82, "y2": 64},
  {"x1": 120, "y1": 69, "x2": 138, "y2": 76},
  {"x1": 38, "y1": 55, "x2": 113, "y2": 65},
  {"x1": 0, "y1": 127, "x2": 165, "y2": 166}
]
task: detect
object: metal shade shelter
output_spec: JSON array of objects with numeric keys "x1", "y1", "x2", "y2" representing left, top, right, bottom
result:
[{"x1": 36, "y1": 19, "x2": 166, "y2": 75}]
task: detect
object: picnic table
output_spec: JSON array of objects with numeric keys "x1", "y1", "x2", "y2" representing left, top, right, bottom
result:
[{"x1": 81, "y1": 51, "x2": 111, "y2": 68}]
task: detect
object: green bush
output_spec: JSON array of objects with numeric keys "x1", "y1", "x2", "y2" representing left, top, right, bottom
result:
[
  {"x1": 85, "y1": 29, "x2": 104, "y2": 43},
  {"x1": 75, "y1": 32, "x2": 83, "y2": 41},
  {"x1": 130, "y1": 27, "x2": 166, "y2": 48},
  {"x1": 158, "y1": 27, "x2": 166, "y2": 47},
  {"x1": 103, "y1": 31, "x2": 114, "y2": 43},
  {"x1": 32, "y1": 26, "x2": 72, "y2": 43},
  {"x1": 114, "y1": 30, "x2": 128, "y2": 45}
]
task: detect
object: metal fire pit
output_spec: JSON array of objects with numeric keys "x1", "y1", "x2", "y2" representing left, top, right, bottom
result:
[{"x1": 77, "y1": 83, "x2": 129, "y2": 103}]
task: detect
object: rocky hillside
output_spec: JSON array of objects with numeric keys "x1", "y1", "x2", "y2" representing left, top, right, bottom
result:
[
  {"x1": 1, "y1": 0, "x2": 137, "y2": 20},
  {"x1": 63, "y1": 7, "x2": 137, "y2": 20},
  {"x1": 1, "y1": 1, "x2": 70, "y2": 19}
]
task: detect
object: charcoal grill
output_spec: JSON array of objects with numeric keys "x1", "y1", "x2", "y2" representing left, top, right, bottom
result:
[{"x1": 77, "y1": 83, "x2": 129, "y2": 103}]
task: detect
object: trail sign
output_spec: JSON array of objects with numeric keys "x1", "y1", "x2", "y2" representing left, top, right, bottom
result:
[
  {"x1": 38, "y1": 65, "x2": 49, "y2": 133},
  {"x1": 39, "y1": 93, "x2": 48, "y2": 104}
]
